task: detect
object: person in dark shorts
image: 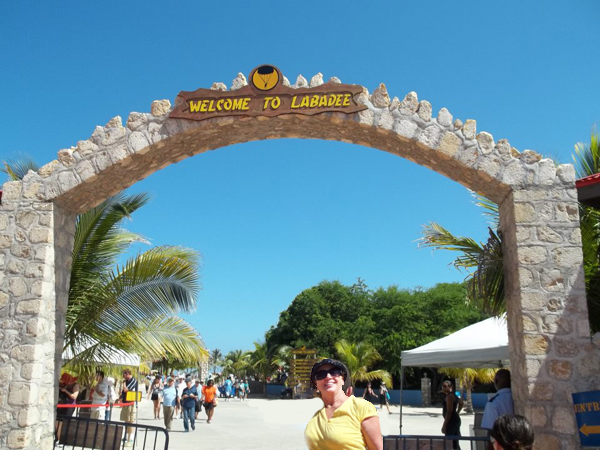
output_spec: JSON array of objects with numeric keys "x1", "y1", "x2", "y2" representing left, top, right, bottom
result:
[
  {"x1": 194, "y1": 380, "x2": 203, "y2": 419},
  {"x1": 202, "y1": 379, "x2": 218, "y2": 423}
]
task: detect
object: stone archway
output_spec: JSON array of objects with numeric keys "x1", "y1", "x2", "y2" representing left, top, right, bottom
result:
[{"x1": 1, "y1": 70, "x2": 598, "y2": 449}]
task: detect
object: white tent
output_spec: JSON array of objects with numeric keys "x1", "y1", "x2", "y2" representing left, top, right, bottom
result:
[
  {"x1": 401, "y1": 316, "x2": 510, "y2": 368},
  {"x1": 398, "y1": 316, "x2": 509, "y2": 434}
]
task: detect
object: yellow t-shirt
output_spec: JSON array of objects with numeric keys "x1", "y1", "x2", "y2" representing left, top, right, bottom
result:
[{"x1": 305, "y1": 396, "x2": 378, "y2": 450}]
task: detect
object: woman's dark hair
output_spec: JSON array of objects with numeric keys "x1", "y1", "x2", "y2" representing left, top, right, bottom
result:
[
  {"x1": 207, "y1": 379, "x2": 214, "y2": 386},
  {"x1": 490, "y1": 415, "x2": 534, "y2": 450}
]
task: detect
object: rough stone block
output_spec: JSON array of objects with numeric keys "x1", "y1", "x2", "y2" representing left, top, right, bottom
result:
[
  {"x1": 371, "y1": 83, "x2": 390, "y2": 108},
  {"x1": 394, "y1": 120, "x2": 418, "y2": 139},
  {"x1": 3, "y1": 181, "x2": 22, "y2": 201},
  {"x1": 476, "y1": 132, "x2": 494, "y2": 155},
  {"x1": 9, "y1": 277, "x2": 28, "y2": 297},
  {"x1": 523, "y1": 335, "x2": 549, "y2": 355},
  {"x1": 555, "y1": 202, "x2": 578, "y2": 222},
  {"x1": 462, "y1": 119, "x2": 476, "y2": 140},
  {"x1": 8, "y1": 382, "x2": 39, "y2": 406},
  {"x1": 101, "y1": 126, "x2": 126, "y2": 147},
  {"x1": 29, "y1": 227, "x2": 52, "y2": 244},
  {"x1": 57, "y1": 149, "x2": 76, "y2": 167},
  {"x1": 417, "y1": 100, "x2": 432, "y2": 122},
  {"x1": 518, "y1": 246, "x2": 547, "y2": 265},
  {"x1": 11, "y1": 345, "x2": 43, "y2": 362},
  {"x1": 418, "y1": 125, "x2": 443, "y2": 149},
  {"x1": 514, "y1": 203, "x2": 535, "y2": 223},
  {"x1": 398, "y1": 92, "x2": 418, "y2": 116},
  {"x1": 151, "y1": 99, "x2": 172, "y2": 117},
  {"x1": 528, "y1": 381, "x2": 553, "y2": 400},
  {"x1": 38, "y1": 160, "x2": 60, "y2": 178},
  {"x1": 501, "y1": 161, "x2": 527, "y2": 186},
  {"x1": 548, "y1": 360, "x2": 572, "y2": 380},
  {"x1": 437, "y1": 108, "x2": 453, "y2": 127},
  {"x1": 16, "y1": 300, "x2": 44, "y2": 315},
  {"x1": 17, "y1": 408, "x2": 40, "y2": 427},
  {"x1": 552, "y1": 247, "x2": 582, "y2": 268},
  {"x1": 75, "y1": 160, "x2": 96, "y2": 181},
  {"x1": 7, "y1": 428, "x2": 32, "y2": 449}
]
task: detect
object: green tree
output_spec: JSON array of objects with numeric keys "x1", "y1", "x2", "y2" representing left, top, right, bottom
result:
[
  {"x1": 574, "y1": 128, "x2": 600, "y2": 333},
  {"x1": 334, "y1": 339, "x2": 392, "y2": 386}
]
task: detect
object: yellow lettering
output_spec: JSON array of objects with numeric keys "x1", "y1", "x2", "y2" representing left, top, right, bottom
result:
[
  {"x1": 241, "y1": 98, "x2": 250, "y2": 110},
  {"x1": 291, "y1": 96, "x2": 301, "y2": 109},
  {"x1": 335, "y1": 95, "x2": 342, "y2": 107},
  {"x1": 200, "y1": 100, "x2": 208, "y2": 112},
  {"x1": 594, "y1": 402, "x2": 600, "y2": 411},
  {"x1": 231, "y1": 98, "x2": 244, "y2": 110},
  {"x1": 310, "y1": 95, "x2": 319, "y2": 108},
  {"x1": 224, "y1": 99, "x2": 232, "y2": 111},
  {"x1": 189, "y1": 101, "x2": 201, "y2": 113},
  {"x1": 271, "y1": 96, "x2": 281, "y2": 109},
  {"x1": 343, "y1": 94, "x2": 351, "y2": 106},
  {"x1": 318, "y1": 95, "x2": 328, "y2": 107},
  {"x1": 263, "y1": 97, "x2": 273, "y2": 110},
  {"x1": 300, "y1": 96, "x2": 310, "y2": 108},
  {"x1": 217, "y1": 99, "x2": 224, "y2": 111},
  {"x1": 208, "y1": 100, "x2": 216, "y2": 112},
  {"x1": 328, "y1": 95, "x2": 337, "y2": 107}
]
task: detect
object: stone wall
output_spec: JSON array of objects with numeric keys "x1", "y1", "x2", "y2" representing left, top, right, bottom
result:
[{"x1": 1, "y1": 72, "x2": 599, "y2": 448}]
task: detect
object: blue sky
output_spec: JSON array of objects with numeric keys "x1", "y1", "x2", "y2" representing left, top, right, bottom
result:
[{"x1": 1, "y1": 1, "x2": 599, "y2": 354}]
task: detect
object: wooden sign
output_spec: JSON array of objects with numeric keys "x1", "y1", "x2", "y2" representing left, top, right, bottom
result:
[{"x1": 170, "y1": 64, "x2": 367, "y2": 122}]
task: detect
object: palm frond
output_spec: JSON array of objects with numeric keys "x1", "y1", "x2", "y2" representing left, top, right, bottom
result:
[
  {"x1": 470, "y1": 191, "x2": 499, "y2": 228},
  {"x1": 419, "y1": 222, "x2": 484, "y2": 270},
  {"x1": 1, "y1": 154, "x2": 39, "y2": 181}
]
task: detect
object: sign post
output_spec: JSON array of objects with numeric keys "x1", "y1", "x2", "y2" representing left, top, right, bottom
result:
[
  {"x1": 289, "y1": 348, "x2": 317, "y2": 399},
  {"x1": 573, "y1": 390, "x2": 600, "y2": 447}
]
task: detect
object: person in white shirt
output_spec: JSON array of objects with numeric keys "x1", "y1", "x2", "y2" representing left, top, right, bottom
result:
[
  {"x1": 91, "y1": 371, "x2": 108, "y2": 420},
  {"x1": 482, "y1": 369, "x2": 514, "y2": 431}
]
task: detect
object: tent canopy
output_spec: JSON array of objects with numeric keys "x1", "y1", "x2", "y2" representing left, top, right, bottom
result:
[{"x1": 401, "y1": 316, "x2": 509, "y2": 368}]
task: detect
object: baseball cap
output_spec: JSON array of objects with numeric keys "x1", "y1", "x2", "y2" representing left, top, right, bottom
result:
[{"x1": 310, "y1": 359, "x2": 352, "y2": 390}]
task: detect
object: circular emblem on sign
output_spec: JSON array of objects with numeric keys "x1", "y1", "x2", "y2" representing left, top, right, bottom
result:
[{"x1": 251, "y1": 65, "x2": 280, "y2": 91}]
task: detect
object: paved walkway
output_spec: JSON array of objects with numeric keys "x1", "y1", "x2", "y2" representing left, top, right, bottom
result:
[{"x1": 129, "y1": 397, "x2": 476, "y2": 450}]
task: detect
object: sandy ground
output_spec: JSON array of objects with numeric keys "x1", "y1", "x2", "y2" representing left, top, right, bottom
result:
[{"x1": 125, "y1": 397, "x2": 476, "y2": 450}]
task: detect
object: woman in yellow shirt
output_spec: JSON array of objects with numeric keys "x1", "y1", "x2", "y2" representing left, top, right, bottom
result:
[{"x1": 305, "y1": 359, "x2": 383, "y2": 450}]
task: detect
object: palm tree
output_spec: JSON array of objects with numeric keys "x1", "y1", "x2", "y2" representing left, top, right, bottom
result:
[
  {"x1": 210, "y1": 348, "x2": 223, "y2": 375},
  {"x1": 439, "y1": 367, "x2": 497, "y2": 414},
  {"x1": 334, "y1": 339, "x2": 392, "y2": 387},
  {"x1": 419, "y1": 195, "x2": 505, "y2": 316},
  {"x1": 221, "y1": 349, "x2": 251, "y2": 379},
  {"x1": 2, "y1": 157, "x2": 209, "y2": 364},
  {"x1": 419, "y1": 130, "x2": 600, "y2": 333},
  {"x1": 249, "y1": 341, "x2": 290, "y2": 390},
  {"x1": 63, "y1": 192, "x2": 208, "y2": 366}
]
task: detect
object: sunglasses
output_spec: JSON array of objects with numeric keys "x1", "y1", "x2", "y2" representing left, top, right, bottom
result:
[{"x1": 315, "y1": 368, "x2": 344, "y2": 380}]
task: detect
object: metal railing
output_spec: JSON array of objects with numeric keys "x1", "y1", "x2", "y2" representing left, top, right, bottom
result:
[
  {"x1": 55, "y1": 416, "x2": 169, "y2": 450},
  {"x1": 384, "y1": 435, "x2": 490, "y2": 450}
]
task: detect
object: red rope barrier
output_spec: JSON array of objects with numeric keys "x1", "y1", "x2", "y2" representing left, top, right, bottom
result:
[{"x1": 56, "y1": 402, "x2": 134, "y2": 408}]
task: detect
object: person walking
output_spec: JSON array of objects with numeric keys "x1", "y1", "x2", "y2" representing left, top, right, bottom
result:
[
  {"x1": 379, "y1": 382, "x2": 392, "y2": 414},
  {"x1": 202, "y1": 379, "x2": 218, "y2": 424},
  {"x1": 148, "y1": 376, "x2": 163, "y2": 420},
  {"x1": 120, "y1": 369, "x2": 138, "y2": 447},
  {"x1": 194, "y1": 380, "x2": 204, "y2": 419},
  {"x1": 91, "y1": 371, "x2": 108, "y2": 420},
  {"x1": 441, "y1": 380, "x2": 464, "y2": 450},
  {"x1": 181, "y1": 378, "x2": 198, "y2": 432},
  {"x1": 243, "y1": 379, "x2": 250, "y2": 401},
  {"x1": 224, "y1": 376, "x2": 232, "y2": 400},
  {"x1": 362, "y1": 382, "x2": 378, "y2": 405},
  {"x1": 161, "y1": 378, "x2": 177, "y2": 431}
]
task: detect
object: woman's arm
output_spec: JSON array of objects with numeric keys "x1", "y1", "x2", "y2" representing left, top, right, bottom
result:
[
  {"x1": 65, "y1": 383, "x2": 80, "y2": 401},
  {"x1": 362, "y1": 416, "x2": 383, "y2": 450},
  {"x1": 456, "y1": 396, "x2": 464, "y2": 414}
]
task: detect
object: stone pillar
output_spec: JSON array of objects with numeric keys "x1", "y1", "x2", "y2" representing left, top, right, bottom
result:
[
  {"x1": 500, "y1": 185, "x2": 600, "y2": 449},
  {"x1": 0, "y1": 177, "x2": 75, "y2": 450},
  {"x1": 421, "y1": 374, "x2": 431, "y2": 407}
]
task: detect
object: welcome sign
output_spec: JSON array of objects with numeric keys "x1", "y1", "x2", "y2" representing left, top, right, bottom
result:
[{"x1": 170, "y1": 65, "x2": 367, "y2": 121}]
